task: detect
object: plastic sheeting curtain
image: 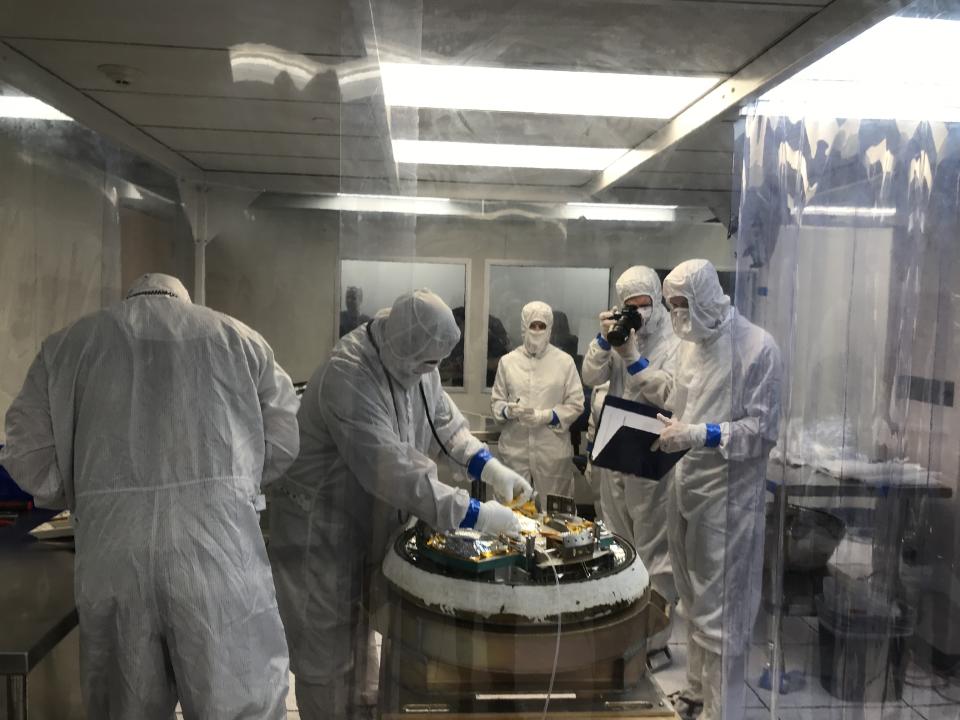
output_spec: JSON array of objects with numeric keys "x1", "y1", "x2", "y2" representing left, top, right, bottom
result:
[{"x1": 734, "y1": 107, "x2": 960, "y2": 717}]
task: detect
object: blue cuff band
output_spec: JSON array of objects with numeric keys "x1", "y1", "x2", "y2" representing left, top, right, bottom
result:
[
  {"x1": 549, "y1": 411, "x2": 560, "y2": 427},
  {"x1": 596, "y1": 333, "x2": 611, "y2": 351},
  {"x1": 705, "y1": 423, "x2": 722, "y2": 448},
  {"x1": 468, "y1": 448, "x2": 493, "y2": 479},
  {"x1": 586, "y1": 441, "x2": 595, "y2": 453},
  {"x1": 460, "y1": 498, "x2": 481, "y2": 528},
  {"x1": 626, "y1": 357, "x2": 649, "y2": 375}
]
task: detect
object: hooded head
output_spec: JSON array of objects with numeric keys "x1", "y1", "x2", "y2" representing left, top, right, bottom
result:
[
  {"x1": 615, "y1": 265, "x2": 665, "y2": 336},
  {"x1": 377, "y1": 289, "x2": 460, "y2": 388},
  {"x1": 125, "y1": 273, "x2": 191, "y2": 302},
  {"x1": 662, "y1": 259, "x2": 731, "y2": 341},
  {"x1": 520, "y1": 301, "x2": 553, "y2": 357},
  {"x1": 345, "y1": 285, "x2": 363, "y2": 314}
]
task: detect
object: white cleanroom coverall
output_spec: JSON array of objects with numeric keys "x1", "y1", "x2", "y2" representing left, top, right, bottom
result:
[
  {"x1": 581, "y1": 266, "x2": 681, "y2": 615},
  {"x1": 0, "y1": 273, "x2": 300, "y2": 720},
  {"x1": 491, "y1": 301, "x2": 585, "y2": 498},
  {"x1": 636, "y1": 259, "x2": 781, "y2": 720},
  {"x1": 269, "y1": 289, "x2": 529, "y2": 719}
]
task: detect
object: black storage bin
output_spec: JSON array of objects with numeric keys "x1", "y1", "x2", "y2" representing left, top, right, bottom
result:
[{"x1": 816, "y1": 594, "x2": 913, "y2": 703}]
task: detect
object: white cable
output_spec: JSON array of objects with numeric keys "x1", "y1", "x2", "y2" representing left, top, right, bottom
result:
[{"x1": 541, "y1": 558, "x2": 562, "y2": 720}]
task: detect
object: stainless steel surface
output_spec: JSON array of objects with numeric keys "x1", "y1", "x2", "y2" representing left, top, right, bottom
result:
[
  {"x1": 769, "y1": 461, "x2": 952, "y2": 498},
  {"x1": 379, "y1": 589, "x2": 672, "y2": 718},
  {"x1": 0, "y1": 544, "x2": 77, "y2": 675}
]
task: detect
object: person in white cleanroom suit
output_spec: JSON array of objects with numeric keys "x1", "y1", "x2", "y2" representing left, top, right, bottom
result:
[
  {"x1": 635, "y1": 259, "x2": 781, "y2": 720},
  {"x1": 491, "y1": 301, "x2": 585, "y2": 498},
  {"x1": 581, "y1": 265, "x2": 682, "y2": 655},
  {"x1": 269, "y1": 289, "x2": 531, "y2": 720},
  {"x1": 0, "y1": 273, "x2": 300, "y2": 720},
  {"x1": 583, "y1": 381, "x2": 610, "y2": 520}
]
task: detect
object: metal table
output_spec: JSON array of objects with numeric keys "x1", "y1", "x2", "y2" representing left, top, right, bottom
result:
[
  {"x1": 766, "y1": 462, "x2": 951, "y2": 600},
  {"x1": 0, "y1": 542, "x2": 82, "y2": 720},
  {"x1": 763, "y1": 461, "x2": 951, "y2": 714}
]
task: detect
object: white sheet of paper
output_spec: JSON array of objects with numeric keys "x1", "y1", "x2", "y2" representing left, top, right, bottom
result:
[{"x1": 591, "y1": 403, "x2": 665, "y2": 461}]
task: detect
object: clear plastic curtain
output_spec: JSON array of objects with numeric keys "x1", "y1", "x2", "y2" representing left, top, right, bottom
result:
[{"x1": 733, "y1": 106, "x2": 960, "y2": 717}]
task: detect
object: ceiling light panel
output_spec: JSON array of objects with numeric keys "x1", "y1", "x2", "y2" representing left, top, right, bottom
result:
[
  {"x1": 392, "y1": 139, "x2": 627, "y2": 170},
  {"x1": 380, "y1": 63, "x2": 719, "y2": 119}
]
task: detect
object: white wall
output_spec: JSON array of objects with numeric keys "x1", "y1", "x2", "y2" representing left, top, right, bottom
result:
[
  {"x1": 208, "y1": 210, "x2": 732, "y2": 414},
  {"x1": 340, "y1": 259, "x2": 466, "y2": 317},
  {"x1": 488, "y1": 265, "x2": 611, "y2": 356},
  {"x1": 205, "y1": 208, "x2": 340, "y2": 383},
  {"x1": 120, "y1": 206, "x2": 195, "y2": 296},
  {"x1": 0, "y1": 127, "x2": 121, "y2": 438}
]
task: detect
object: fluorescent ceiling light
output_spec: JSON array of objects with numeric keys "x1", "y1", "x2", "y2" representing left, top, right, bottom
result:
[
  {"x1": 797, "y1": 205, "x2": 896, "y2": 217},
  {"x1": 564, "y1": 202, "x2": 678, "y2": 222},
  {"x1": 0, "y1": 96, "x2": 71, "y2": 121},
  {"x1": 392, "y1": 139, "x2": 626, "y2": 170},
  {"x1": 752, "y1": 17, "x2": 960, "y2": 121},
  {"x1": 277, "y1": 193, "x2": 708, "y2": 223},
  {"x1": 329, "y1": 193, "x2": 454, "y2": 216},
  {"x1": 380, "y1": 63, "x2": 719, "y2": 118},
  {"x1": 475, "y1": 693, "x2": 578, "y2": 701}
]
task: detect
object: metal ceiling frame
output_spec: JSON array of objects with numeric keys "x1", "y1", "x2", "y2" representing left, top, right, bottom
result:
[
  {"x1": 585, "y1": 0, "x2": 909, "y2": 197},
  {"x1": 0, "y1": 40, "x2": 204, "y2": 181}
]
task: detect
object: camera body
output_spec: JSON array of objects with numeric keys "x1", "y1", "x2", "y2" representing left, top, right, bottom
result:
[{"x1": 607, "y1": 305, "x2": 644, "y2": 347}]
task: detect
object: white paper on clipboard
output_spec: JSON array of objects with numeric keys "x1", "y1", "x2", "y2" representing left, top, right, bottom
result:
[{"x1": 591, "y1": 403, "x2": 664, "y2": 461}]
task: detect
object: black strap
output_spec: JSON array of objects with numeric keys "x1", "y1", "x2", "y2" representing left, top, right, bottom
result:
[
  {"x1": 365, "y1": 321, "x2": 466, "y2": 468},
  {"x1": 365, "y1": 321, "x2": 403, "y2": 437},
  {"x1": 420, "y1": 381, "x2": 467, "y2": 468}
]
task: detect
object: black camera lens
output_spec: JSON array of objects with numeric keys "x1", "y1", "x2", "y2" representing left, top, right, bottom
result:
[{"x1": 607, "y1": 306, "x2": 643, "y2": 347}]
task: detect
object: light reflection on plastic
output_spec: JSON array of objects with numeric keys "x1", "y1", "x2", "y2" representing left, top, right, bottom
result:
[
  {"x1": 799, "y1": 206, "x2": 897, "y2": 218},
  {"x1": 749, "y1": 17, "x2": 960, "y2": 121},
  {"x1": 0, "y1": 96, "x2": 71, "y2": 121},
  {"x1": 229, "y1": 44, "x2": 327, "y2": 90},
  {"x1": 392, "y1": 139, "x2": 627, "y2": 170}
]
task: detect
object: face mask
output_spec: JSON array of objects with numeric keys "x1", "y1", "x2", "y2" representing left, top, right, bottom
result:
[
  {"x1": 523, "y1": 329, "x2": 549, "y2": 356},
  {"x1": 671, "y1": 308, "x2": 693, "y2": 339}
]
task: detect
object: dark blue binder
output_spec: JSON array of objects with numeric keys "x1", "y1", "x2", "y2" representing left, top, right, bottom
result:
[{"x1": 590, "y1": 395, "x2": 687, "y2": 480}]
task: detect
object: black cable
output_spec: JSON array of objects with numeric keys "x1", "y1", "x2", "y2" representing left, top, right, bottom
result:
[
  {"x1": 420, "y1": 381, "x2": 468, "y2": 469},
  {"x1": 365, "y1": 319, "x2": 468, "y2": 469},
  {"x1": 364, "y1": 321, "x2": 404, "y2": 437}
]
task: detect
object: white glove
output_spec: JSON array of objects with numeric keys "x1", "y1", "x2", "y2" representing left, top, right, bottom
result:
[
  {"x1": 599, "y1": 308, "x2": 617, "y2": 340},
  {"x1": 480, "y1": 457, "x2": 534, "y2": 504},
  {"x1": 652, "y1": 413, "x2": 707, "y2": 453},
  {"x1": 501, "y1": 402, "x2": 522, "y2": 420},
  {"x1": 474, "y1": 500, "x2": 521, "y2": 537},
  {"x1": 517, "y1": 407, "x2": 553, "y2": 427},
  {"x1": 613, "y1": 328, "x2": 640, "y2": 363}
]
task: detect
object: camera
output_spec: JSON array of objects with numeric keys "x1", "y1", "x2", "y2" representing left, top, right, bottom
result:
[{"x1": 607, "y1": 306, "x2": 644, "y2": 347}]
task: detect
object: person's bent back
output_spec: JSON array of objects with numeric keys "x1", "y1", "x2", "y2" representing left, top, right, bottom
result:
[{"x1": 1, "y1": 273, "x2": 300, "y2": 720}]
